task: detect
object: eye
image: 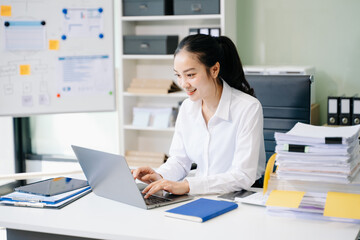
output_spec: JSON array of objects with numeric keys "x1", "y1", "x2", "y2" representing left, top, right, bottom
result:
[
  {"x1": 187, "y1": 73, "x2": 195, "y2": 78},
  {"x1": 174, "y1": 73, "x2": 181, "y2": 78}
]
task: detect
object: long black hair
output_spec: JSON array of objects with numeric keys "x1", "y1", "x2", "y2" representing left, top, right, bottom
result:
[{"x1": 174, "y1": 34, "x2": 255, "y2": 97}]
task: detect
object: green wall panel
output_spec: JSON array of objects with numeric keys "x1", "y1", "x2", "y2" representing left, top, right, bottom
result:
[{"x1": 237, "y1": 0, "x2": 360, "y2": 124}]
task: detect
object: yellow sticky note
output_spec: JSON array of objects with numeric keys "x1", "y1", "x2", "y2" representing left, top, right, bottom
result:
[
  {"x1": 266, "y1": 190, "x2": 305, "y2": 208},
  {"x1": 49, "y1": 40, "x2": 59, "y2": 50},
  {"x1": 324, "y1": 192, "x2": 360, "y2": 220},
  {"x1": 1, "y1": 5, "x2": 11, "y2": 17},
  {"x1": 20, "y1": 65, "x2": 31, "y2": 75}
]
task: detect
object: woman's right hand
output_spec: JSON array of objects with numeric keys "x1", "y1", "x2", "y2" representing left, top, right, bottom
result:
[{"x1": 131, "y1": 166, "x2": 162, "y2": 184}]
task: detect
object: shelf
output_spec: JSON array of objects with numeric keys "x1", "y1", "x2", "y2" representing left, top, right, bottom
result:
[
  {"x1": 123, "y1": 91, "x2": 187, "y2": 98},
  {"x1": 122, "y1": 55, "x2": 174, "y2": 60},
  {"x1": 118, "y1": 0, "x2": 235, "y2": 155},
  {"x1": 124, "y1": 125, "x2": 175, "y2": 132},
  {"x1": 121, "y1": 14, "x2": 221, "y2": 22}
]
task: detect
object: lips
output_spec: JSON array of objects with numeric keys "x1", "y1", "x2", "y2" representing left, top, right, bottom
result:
[{"x1": 186, "y1": 89, "x2": 197, "y2": 95}]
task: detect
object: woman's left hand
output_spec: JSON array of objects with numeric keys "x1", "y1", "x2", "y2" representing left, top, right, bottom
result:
[{"x1": 142, "y1": 179, "x2": 190, "y2": 198}]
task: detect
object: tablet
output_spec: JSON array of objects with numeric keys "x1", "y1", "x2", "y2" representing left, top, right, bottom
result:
[
  {"x1": 15, "y1": 177, "x2": 89, "y2": 196},
  {"x1": 217, "y1": 190, "x2": 256, "y2": 201}
]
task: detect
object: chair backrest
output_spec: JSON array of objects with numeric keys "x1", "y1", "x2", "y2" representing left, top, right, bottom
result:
[{"x1": 246, "y1": 74, "x2": 312, "y2": 162}]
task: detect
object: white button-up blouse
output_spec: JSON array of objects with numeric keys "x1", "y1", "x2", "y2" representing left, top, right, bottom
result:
[{"x1": 157, "y1": 80, "x2": 266, "y2": 195}]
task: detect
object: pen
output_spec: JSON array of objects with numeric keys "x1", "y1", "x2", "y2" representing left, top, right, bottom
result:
[
  {"x1": 14, "y1": 202, "x2": 46, "y2": 208},
  {"x1": 11, "y1": 198, "x2": 41, "y2": 202}
]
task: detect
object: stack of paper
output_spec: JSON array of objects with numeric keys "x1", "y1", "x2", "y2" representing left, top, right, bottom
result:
[
  {"x1": 125, "y1": 150, "x2": 167, "y2": 168},
  {"x1": 267, "y1": 169, "x2": 360, "y2": 194},
  {"x1": 0, "y1": 177, "x2": 91, "y2": 209},
  {"x1": 265, "y1": 190, "x2": 360, "y2": 223},
  {"x1": 127, "y1": 78, "x2": 181, "y2": 94},
  {"x1": 274, "y1": 123, "x2": 360, "y2": 184},
  {"x1": 263, "y1": 123, "x2": 360, "y2": 223},
  {"x1": 266, "y1": 191, "x2": 325, "y2": 219},
  {"x1": 0, "y1": 186, "x2": 91, "y2": 208},
  {"x1": 132, "y1": 107, "x2": 176, "y2": 129}
]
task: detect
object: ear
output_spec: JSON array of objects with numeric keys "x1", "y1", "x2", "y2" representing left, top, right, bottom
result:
[{"x1": 210, "y1": 62, "x2": 220, "y2": 78}]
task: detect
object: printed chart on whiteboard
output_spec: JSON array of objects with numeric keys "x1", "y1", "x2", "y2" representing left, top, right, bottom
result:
[{"x1": 0, "y1": 0, "x2": 115, "y2": 116}]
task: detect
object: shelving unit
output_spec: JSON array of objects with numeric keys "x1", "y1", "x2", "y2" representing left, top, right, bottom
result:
[{"x1": 117, "y1": 0, "x2": 236, "y2": 155}]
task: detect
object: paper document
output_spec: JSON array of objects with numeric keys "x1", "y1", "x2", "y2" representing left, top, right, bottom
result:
[
  {"x1": 0, "y1": 186, "x2": 91, "y2": 208},
  {"x1": 274, "y1": 122, "x2": 360, "y2": 145},
  {"x1": 275, "y1": 143, "x2": 358, "y2": 155},
  {"x1": 235, "y1": 192, "x2": 268, "y2": 207},
  {"x1": 274, "y1": 123, "x2": 360, "y2": 184},
  {"x1": 266, "y1": 191, "x2": 360, "y2": 223},
  {"x1": 1, "y1": 186, "x2": 91, "y2": 203}
]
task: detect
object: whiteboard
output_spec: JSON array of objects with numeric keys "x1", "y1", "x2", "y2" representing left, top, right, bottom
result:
[{"x1": 0, "y1": 0, "x2": 115, "y2": 116}]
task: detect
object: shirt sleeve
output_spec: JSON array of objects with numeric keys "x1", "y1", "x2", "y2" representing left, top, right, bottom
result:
[
  {"x1": 157, "y1": 104, "x2": 193, "y2": 181},
  {"x1": 185, "y1": 101, "x2": 264, "y2": 195}
]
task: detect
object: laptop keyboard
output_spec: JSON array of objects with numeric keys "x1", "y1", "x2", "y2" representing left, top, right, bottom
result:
[{"x1": 142, "y1": 193, "x2": 171, "y2": 205}]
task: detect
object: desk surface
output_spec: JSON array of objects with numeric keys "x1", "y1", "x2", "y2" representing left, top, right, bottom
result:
[{"x1": 0, "y1": 192, "x2": 359, "y2": 240}]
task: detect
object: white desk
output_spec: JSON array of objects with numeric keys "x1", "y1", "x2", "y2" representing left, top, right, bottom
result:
[{"x1": 0, "y1": 192, "x2": 359, "y2": 240}]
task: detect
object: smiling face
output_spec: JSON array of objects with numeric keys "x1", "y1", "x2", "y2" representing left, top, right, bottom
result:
[{"x1": 174, "y1": 50, "x2": 220, "y2": 102}]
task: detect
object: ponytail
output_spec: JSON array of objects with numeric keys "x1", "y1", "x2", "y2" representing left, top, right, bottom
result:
[
  {"x1": 174, "y1": 34, "x2": 255, "y2": 97},
  {"x1": 215, "y1": 36, "x2": 255, "y2": 96}
]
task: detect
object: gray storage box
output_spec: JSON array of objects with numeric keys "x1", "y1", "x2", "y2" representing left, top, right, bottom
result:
[
  {"x1": 124, "y1": 35, "x2": 179, "y2": 55},
  {"x1": 174, "y1": 0, "x2": 220, "y2": 15},
  {"x1": 123, "y1": 0, "x2": 173, "y2": 16}
]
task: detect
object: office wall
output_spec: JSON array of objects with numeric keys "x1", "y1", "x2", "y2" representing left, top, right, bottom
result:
[
  {"x1": 237, "y1": 0, "x2": 360, "y2": 124},
  {"x1": 30, "y1": 112, "x2": 119, "y2": 156},
  {"x1": 0, "y1": 117, "x2": 15, "y2": 185},
  {"x1": 26, "y1": 1, "x2": 360, "y2": 156}
]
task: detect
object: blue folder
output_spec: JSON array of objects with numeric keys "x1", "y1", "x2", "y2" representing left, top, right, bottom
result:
[
  {"x1": 165, "y1": 198, "x2": 238, "y2": 222},
  {"x1": 0, "y1": 186, "x2": 91, "y2": 209}
]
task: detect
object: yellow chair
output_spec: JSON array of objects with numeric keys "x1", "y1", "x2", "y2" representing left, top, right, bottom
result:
[{"x1": 263, "y1": 153, "x2": 277, "y2": 194}]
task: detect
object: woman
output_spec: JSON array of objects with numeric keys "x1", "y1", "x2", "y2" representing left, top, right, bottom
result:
[{"x1": 132, "y1": 34, "x2": 265, "y2": 198}]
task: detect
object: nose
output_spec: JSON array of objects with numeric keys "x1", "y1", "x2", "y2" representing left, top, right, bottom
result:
[{"x1": 179, "y1": 78, "x2": 190, "y2": 89}]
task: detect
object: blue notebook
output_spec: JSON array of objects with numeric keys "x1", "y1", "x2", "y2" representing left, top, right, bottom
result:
[{"x1": 164, "y1": 198, "x2": 238, "y2": 222}]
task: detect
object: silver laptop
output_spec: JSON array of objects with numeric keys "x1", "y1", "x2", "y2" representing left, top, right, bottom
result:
[{"x1": 71, "y1": 145, "x2": 193, "y2": 209}]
